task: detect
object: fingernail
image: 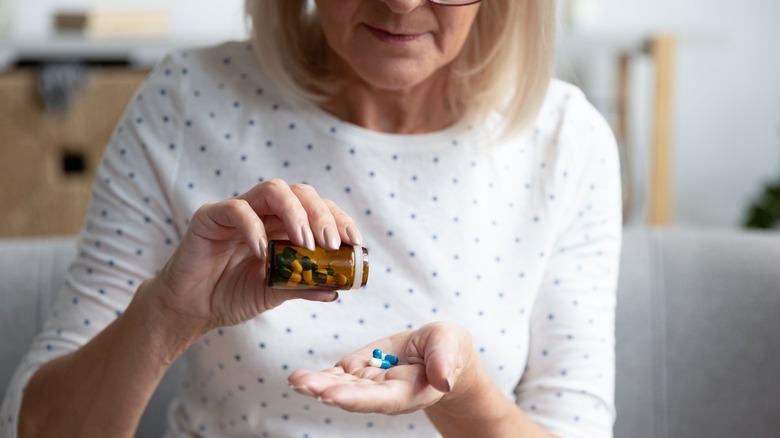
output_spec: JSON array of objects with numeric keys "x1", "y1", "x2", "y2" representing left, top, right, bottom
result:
[
  {"x1": 328, "y1": 292, "x2": 339, "y2": 302},
  {"x1": 290, "y1": 383, "x2": 315, "y2": 397},
  {"x1": 302, "y1": 225, "x2": 315, "y2": 251},
  {"x1": 445, "y1": 372, "x2": 454, "y2": 393},
  {"x1": 323, "y1": 224, "x2": 341, "y2": 250},
  {"x1": 259, "y1": 236, "x2": 268, "y2": 260},
  {"x1": 317, "y1": 396, "x2": 335, "y2": 406},
  {"x1": 345, "y1": 224, "x2": 362, "y2": 246}
]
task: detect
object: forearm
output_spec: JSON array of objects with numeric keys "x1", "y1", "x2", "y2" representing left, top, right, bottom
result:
[
  {"x1": 425, "y1": 360, "x2": 557, "y2": 438},
  {"x1": 18, "y1": 278, "x2": 204, "y2": 438}
]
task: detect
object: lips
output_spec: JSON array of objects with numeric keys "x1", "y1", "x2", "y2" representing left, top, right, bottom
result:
[{"x1": 364, "y1": 24, "x2": 425, "y2": 44}]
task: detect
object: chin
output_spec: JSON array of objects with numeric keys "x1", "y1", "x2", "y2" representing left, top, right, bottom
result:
[{"x1": 354, "y1": 60, "x2": 438, "y2": 92}]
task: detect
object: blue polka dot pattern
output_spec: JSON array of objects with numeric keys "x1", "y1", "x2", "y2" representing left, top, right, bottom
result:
[{"x1": 1, "y1": 41, "x2": 621, "y2": 438}]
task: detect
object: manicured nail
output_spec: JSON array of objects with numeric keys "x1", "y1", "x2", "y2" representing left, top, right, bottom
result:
[
  {"x1": 323, "y1": 224, "x2": 341, "y2": 250},
  {"x1": 302, "y1": 225, "x2": 315, "y2": 251},
  {"x1": 289, "y1": 383, "x2": 315, "y2": 397},
  {"x1": 345, "y1": 224, "x2": 362, "y2": 246},
  {"x1": 258, "y1": 236, "x2": 268, "y2": 260},
  {"x1": 317, "y1": 396, "x2": 336, "y2": 406}
]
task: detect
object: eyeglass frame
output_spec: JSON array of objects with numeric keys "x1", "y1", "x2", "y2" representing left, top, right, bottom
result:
[{"x1": 429, "y1": 0, "x2": 482, "y2": 6}]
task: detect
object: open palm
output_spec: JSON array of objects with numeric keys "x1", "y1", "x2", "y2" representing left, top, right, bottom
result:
[{"x1": 288, "y1": 323, "x2": 474, "y2": 415}]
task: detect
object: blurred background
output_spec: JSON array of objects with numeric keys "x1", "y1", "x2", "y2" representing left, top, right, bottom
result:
[{"x1": 0, "y1": 0, "x2": 778, "y2": 236}]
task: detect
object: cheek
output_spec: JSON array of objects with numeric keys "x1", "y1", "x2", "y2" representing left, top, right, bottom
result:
[
  {"x1": 315, "y1": 0, "x2": 357, "y2": 51},
  {"x1": 318, "y1": 17, "x2": 347, "y2": 51},
  {"x1": 435, "y1": 35, "x2": 465, "y2": 66},
  {"x1": 439, "y1": 14, "x2": 477, "y2": 59},
  {"x1": 438, "y1": 7, "x2": 478, "y2": 60}
]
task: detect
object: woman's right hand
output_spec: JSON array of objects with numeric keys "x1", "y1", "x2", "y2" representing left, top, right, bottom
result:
[{"x1": 141, "y1": 178, "x2": 362, "y2": 336}]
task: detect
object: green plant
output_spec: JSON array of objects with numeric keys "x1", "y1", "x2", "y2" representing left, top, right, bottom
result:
[{"x1": 744, "y1": 180, "x2": 780, "y2": 229}]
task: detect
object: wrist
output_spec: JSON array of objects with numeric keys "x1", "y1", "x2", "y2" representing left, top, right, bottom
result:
[{"x1": 130, "y1": 277, "x2": 208, "y2": 364}]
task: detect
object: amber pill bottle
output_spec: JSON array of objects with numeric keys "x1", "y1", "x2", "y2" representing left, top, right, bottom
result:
[{"x1": 266, "y1": 240, "x2": 369, "y2": 290}]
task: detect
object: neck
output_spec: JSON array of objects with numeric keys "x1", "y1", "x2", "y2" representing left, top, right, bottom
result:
[{"x1": 323, "y1": 66, "x2": 457, "y2": 135}]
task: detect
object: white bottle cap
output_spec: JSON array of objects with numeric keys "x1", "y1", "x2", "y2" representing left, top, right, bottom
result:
[{"x1": 351, "y1": 245, "x2": 363, "y2": 290}]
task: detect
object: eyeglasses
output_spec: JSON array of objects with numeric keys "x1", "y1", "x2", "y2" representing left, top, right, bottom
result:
[{"x1": 429, "y1": 0, "x2": 482, "y2": 5}]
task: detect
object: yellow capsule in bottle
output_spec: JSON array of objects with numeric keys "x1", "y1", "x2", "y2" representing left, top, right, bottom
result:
[{"x1": 266, "y1": 240, "x2": 369, "y2": 290}]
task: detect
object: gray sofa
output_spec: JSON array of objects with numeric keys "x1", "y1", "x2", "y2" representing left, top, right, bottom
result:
[{"x1": 1, "y1": 227, "x2": 779, "y2": 437}]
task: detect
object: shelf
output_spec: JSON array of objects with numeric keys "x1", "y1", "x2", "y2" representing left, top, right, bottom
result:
[{"x1": 0, "y1": 35, "x2": 220, "y2": 69}]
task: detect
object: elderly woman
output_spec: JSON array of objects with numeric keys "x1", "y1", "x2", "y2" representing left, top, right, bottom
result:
[{"x1": 2, "y1": 0, "x2": 621, "y2": 437}]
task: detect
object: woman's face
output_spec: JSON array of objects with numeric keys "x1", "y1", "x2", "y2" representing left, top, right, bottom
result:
[{"x1": 314, "y1": 0, "x2": 480, "y2": 91}]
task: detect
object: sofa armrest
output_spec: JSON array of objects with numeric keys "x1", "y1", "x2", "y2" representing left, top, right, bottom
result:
[
  {"x1": 0, "y1": 236, "x2": 78, "y2": 401},
  {"x1": 0, "y1": 236, "x2": 182, "y2": 438}
]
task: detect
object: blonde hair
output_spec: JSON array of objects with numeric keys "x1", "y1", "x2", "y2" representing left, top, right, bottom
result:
[{"x1": 244, "y1": 0, "x2": 556, "y2": 138}]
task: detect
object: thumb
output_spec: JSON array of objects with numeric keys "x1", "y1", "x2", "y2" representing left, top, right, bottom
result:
[
  {"x1": 264, "y1": 288, "x2": 339, "y2": 310},
  {"x1": 425, "y1": 347, "x2": 457, "y2": 393},
  {"x1": 411, "y1": 322, "x2": 470, "y2": 394}
]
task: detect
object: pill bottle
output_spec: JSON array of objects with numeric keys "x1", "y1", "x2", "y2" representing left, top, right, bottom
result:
[{"x1": 266, "y1": 240, "x2": 369, "y2": 290}]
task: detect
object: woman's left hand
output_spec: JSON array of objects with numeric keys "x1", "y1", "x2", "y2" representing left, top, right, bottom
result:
[{"x1": 287, "y1": 322, "x2": 479, "y2": 415}]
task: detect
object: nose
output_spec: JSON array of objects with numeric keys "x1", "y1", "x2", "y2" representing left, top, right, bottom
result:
[{"x1": 380, "y1": 0, "x2": 428, "y2": 14}]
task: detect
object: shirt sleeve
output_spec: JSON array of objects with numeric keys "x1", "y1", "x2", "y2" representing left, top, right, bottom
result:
[
  {"x1": 515, "y1": 93, "x2": 623, "y2": 438},
  {"x1": 0, "y1": 54, "x2": 187, "y2": 437}
]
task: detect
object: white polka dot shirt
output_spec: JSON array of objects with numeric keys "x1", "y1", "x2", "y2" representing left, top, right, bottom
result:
[{"x1": 1, "y1": 41, "x2": 622, "y2": 438}]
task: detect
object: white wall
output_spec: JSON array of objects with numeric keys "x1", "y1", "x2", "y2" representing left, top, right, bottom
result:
[
  {"x1": 6, "y1": 0, "x2": 779, "y2": 228},
  {"x1": 6, "y1": 0, "x2": 247, "y2": 42},
  {"x1": 559, "y1": 0, "x2": 780, "y2": 228}
]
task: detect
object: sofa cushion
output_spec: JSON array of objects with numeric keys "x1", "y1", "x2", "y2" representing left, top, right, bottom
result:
[{"x1": 615, "y1": 227, "x2": 780, "y2": 438}]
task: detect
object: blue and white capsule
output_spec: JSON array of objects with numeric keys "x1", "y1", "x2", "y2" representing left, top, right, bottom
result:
[
  {"x1": 372, "y1": 348, "x2": 399, "y2": 366},
  {"x1": 369, "y1": 357, "x2": 392, "y2": 369}
]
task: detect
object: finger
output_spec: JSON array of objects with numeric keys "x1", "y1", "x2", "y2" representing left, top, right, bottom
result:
[
  {"x1": 238, "y1": 179, "x2": 314, "y2": 250},
  {"x1": 319, "y1": 366, "x2": 432, "y2": 415},
  {"x1": 264, "y1": 288, "x2": 339, "y2": 308},
  {"x1": 287, "y1": 369, "x2": 320, "y2": 397},
  {"x1": 288, "y1": 367, "x2": 357, "y2": 397},
  {"x1": 425, "y1": 348, "x2": 456, "y2": 394},
  {"x1": 319, "y1": 381, "x2": 401, "y2": 414},
  {"x1": 259, "y1": 216, "x2": 292, "y2": 241},
  {"x1": 410, "y1": 323, "x2": 465, "y2": 394},
  {"x1": 194, "y1": 199, "x2": 267, "y2": 260},
  {"x1": 287, "y1": 368, "x2": 317, "y2": 388},
  {"x1": 290, "y1": 184, "x2": 341, "y2": 250},
  {"x1": 322, "y1": 199, "x2": 362, "y2": 246}
]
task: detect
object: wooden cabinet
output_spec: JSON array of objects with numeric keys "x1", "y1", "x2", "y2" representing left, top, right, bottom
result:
[{"x1": 0, "y1": 67, "x2": 147, "y2": 236}]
